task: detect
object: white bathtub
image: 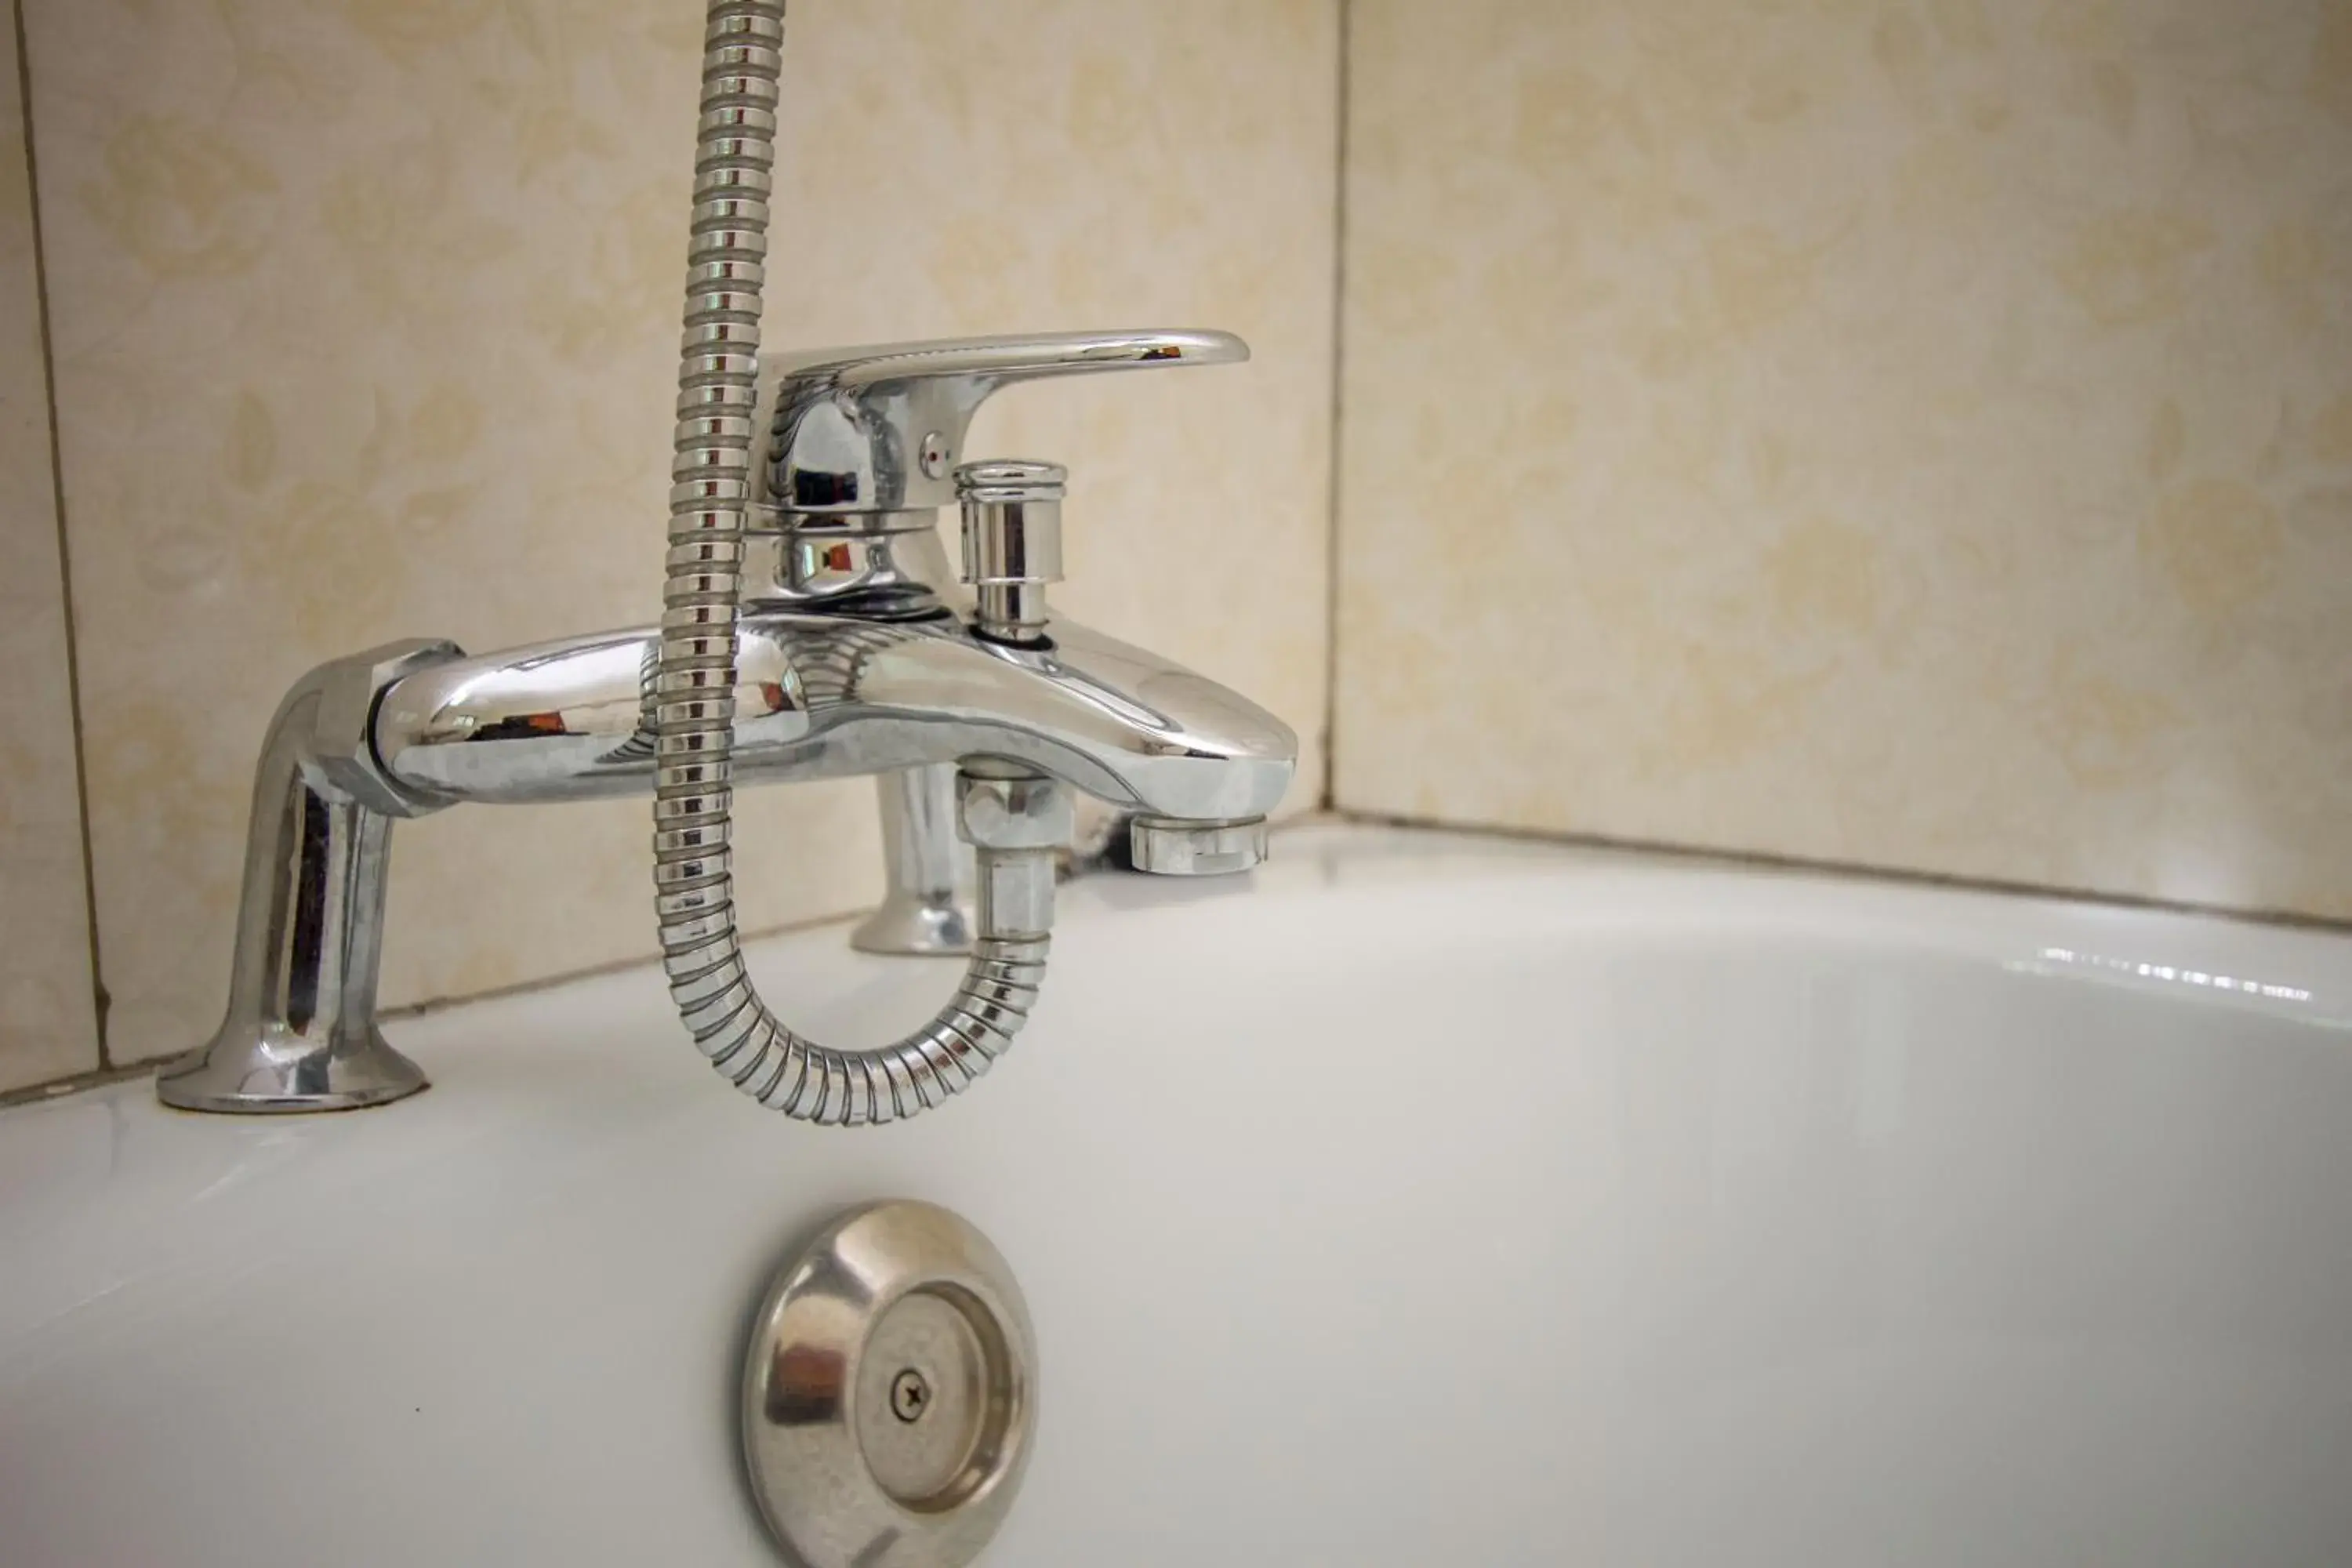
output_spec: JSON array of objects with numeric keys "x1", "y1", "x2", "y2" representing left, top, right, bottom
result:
[{"x1": 4, "y1": 825, "x2": 2350, "y2": 1566}]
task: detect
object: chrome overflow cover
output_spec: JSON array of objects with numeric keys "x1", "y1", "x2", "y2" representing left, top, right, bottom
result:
[{"x1": 742, "y1": 1200, "x2": 1037, "y2": 1567}]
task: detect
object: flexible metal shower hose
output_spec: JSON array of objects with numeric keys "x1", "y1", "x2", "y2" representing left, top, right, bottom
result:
[{"x1": 652, "y1": 0, "x2": 1049, "y2": 1123}]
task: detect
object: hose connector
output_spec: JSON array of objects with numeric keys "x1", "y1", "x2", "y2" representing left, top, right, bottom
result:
[{"x1": 959, "y1": 769, "x2": 1071, "y2": 938}]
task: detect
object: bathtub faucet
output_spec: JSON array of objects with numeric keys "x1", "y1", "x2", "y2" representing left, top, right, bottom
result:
[{"x1": 156, "y1": 328, "x2": 1296, "y2": 1117}]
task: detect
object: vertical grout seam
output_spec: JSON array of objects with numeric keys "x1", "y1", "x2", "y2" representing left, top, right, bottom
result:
[
  {"x1": 13, "y1": 0, "x2": 111, "y2": 1067},
  {"x1": 1318, "y1": 0, "x2": 1351, "y2": 813}
]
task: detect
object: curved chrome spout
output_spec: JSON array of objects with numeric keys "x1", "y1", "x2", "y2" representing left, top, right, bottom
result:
[{"x1": 155, "y1": 641, "x2": 459, "y2": 1114}]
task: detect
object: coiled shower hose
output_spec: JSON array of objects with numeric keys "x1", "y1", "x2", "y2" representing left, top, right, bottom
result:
[{"x1": 652, "y1": 0, "x2": 1049, "y2": 1123}]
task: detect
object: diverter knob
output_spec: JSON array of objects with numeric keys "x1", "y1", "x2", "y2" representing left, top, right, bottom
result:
[{"x1": 955, "y1": 459, "x2": 1065, "y2": 644}]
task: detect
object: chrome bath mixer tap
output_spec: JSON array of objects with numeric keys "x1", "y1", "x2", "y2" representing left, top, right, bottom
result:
[{"x1": 158, "y1": 326, "x2": 1294, "y2": 1120}]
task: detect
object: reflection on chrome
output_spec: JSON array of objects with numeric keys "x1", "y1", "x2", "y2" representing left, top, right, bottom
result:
[{"x1": 2011, "y1": 946, "x2": 2315, "y2": 1004}]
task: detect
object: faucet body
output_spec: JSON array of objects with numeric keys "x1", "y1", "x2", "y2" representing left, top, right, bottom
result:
[
  {"x1": 157, "y1": 329, "x2": 1294, "y2": 1115},
  {"x1": 373, "y1": 551, "x2": 1290, "y2": 822}
]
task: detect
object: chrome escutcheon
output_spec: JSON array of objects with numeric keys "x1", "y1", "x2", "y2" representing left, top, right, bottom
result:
[{"x1": 742, "y1": 1200, "x2": 1036, "y2": 1567}]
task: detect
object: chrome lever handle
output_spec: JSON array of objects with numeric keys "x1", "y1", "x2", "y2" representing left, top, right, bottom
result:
[{"x1": 764, "y1": 328, "x2": 1247, "y2": 517}]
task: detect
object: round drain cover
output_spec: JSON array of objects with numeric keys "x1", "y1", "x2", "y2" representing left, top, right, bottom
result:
[{"x1": 742, "y1": 1200, "x2": 1036, "y2": 1567}]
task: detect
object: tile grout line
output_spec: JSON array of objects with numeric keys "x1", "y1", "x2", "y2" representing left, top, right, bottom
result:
[
  {"x1": 0, "y1": 899, "x2": 887, "y2": 1108},
  {"x1": 3, "y1": 810, "x2": 1352, "y2": 1105},
  {"x1": 372, "y1": 903, "x2": 877, "y2": 1021},
  {"x1": 0, "y1": 1056, "x2": 156, "y2": 1111},
  {"x1": 11, "y1": 0, "x2": 110, "y2": 1069},
  {"x1": 1317, "y1": 0, "x2": 1350, "y2": 814},
  {"x1": 10, "y1": 804, "x2": 2339, "y2": 1109},
  {"x1": 1334, "y1": 808, "x2": 2352, "y2": 937}
]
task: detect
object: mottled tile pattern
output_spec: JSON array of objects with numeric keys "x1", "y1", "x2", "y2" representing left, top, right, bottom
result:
[
  {"x1": 1338, "y1": 0, "x2": 2352, "y2": 920},
  {"x1": 24, "y1": 0, "x2": 1336, "y2": 1064},
  {"x1": 0, "y1": 2, "x2": 99, "y2": 1091}
]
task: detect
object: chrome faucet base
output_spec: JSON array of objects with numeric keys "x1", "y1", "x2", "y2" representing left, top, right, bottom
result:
[
  {"x1": 848, "y1": 895, "x2": 975, "y2": 956},
  {"x1": 156, "y1": 1024, "x2": 426, "y2": 1115},
  {"x1": 849, "y1": 765, "x2": 977, "y2": 956}
]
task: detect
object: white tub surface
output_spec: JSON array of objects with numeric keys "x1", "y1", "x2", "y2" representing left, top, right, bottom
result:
[{"x1": 5, "y1": 825, "x2": 2350, "y2": 1566}]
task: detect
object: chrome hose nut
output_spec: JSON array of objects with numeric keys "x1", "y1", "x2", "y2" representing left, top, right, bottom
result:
[
  {"x1": 958, "y1": 771, "x2": 1069, "y2": 942},
  {"x1": 976, "y1": 851, "x2": 1057, "y2": 941}
]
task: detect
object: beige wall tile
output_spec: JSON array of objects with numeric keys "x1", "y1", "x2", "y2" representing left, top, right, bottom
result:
[
  {"x1": 1338, "y1": 0, "x2": 2352, "y2": 920},
  {"x1": 25, "y1": 0, "x2": 1336, "y2": 1066},
  {"x1": 0, "y1": 2, "x2": 100, "y2": 1092}
]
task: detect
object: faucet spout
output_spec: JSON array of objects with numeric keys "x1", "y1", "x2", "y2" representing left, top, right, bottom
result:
[{"x1": 155, "y1": 640, "x2": 459, "y2": 1114}]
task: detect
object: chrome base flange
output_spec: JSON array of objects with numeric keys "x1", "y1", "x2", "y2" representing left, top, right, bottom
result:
[
  {"x1": 742, "y1": 1200, "x2": 1036, "y2": 1568},
  {"x1": 848, "y1": 890, "x2": 977, "y2": 956},
  {"x1": 155, "y1": 1025, "x2": 428, "y2": 1115}
]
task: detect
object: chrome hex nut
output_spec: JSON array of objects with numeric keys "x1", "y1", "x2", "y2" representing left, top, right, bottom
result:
[
  {"x1": 956, "y1": 771, "x2": 1073, "y2": 852},
  {"x1": 299, "y1": 638, "x2": 464, "y2": 818}
]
